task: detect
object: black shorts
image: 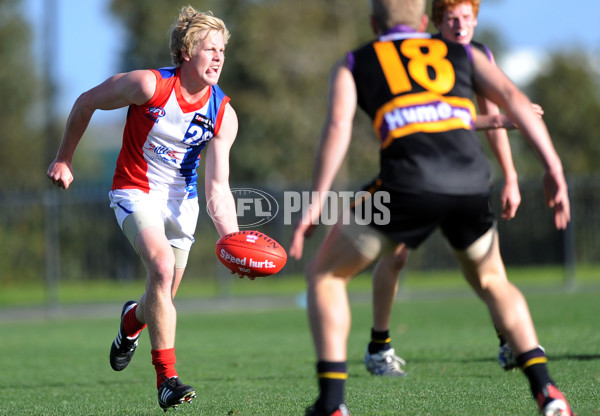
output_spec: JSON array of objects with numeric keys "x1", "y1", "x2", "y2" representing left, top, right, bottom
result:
[{"x1": 355, "y1": 187, "x2": 495, "y2": 250}]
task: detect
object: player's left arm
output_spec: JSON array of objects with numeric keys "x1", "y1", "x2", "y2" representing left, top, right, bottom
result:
[
  {"x1": 472, "y1": 48, "x2": 570, "y2": 229},
  {"x1": 310, "y1": 59, "x2": 357, "y2": 216},
  {"x1": 474, "y1": 52, "x2": 543, "y2": 133},
  {"x1": 205, "y1": 102, "x2": 240, "y2": 237}
]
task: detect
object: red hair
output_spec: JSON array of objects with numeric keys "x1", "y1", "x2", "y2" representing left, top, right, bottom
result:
[{"x1": 431, "y1": 0, "x2": 480, "y2": 26}]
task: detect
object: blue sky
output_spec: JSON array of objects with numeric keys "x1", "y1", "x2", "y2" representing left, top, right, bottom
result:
[
  {"x1": 477, "y1": 0, "x2": 598, "y2": 52},
  {"x1": 23, "y1": 0, "x2": 599, "y2": 119},
  {"x1": 477, "y1": 1, "x2": 599, "y2": 85}
]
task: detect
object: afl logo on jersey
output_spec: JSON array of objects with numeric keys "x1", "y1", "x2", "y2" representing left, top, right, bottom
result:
[{"x1": 147, "y1": 106, "x2": 166, "y2": 123}]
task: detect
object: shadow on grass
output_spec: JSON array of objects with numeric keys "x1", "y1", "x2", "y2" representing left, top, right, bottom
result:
[
  {"x1": 350, "y1": 352, "x2": 600, "y2": 368},
  {"x1": 549, "y1": 353, "x2": 600, "y2": 362}
]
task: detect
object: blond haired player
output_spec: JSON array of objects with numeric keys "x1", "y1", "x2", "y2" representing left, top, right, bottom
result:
[{"x1": 47, "y1": 6, "x2": 244, "y2": 411}]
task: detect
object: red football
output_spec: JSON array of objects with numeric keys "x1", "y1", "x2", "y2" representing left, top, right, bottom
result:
[{"x1": 215, "y1": 230, "x2": 287, "y2": 278}]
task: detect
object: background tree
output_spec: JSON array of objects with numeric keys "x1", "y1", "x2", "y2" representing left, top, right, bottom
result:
[
  {"x1": 110, "y1": 0, "x2": 184, "y2": 69},
  {"x1": 525, "y1": 52, "x2": 600, "y2": 176},
  {"x1": 218, "y1": 0, "x2": 377, "y2": 187},
  {"x1": 0, "y1": 0, "x2": 43, "y2": 190}
]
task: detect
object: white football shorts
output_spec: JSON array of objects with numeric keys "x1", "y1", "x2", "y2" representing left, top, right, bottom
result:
[{"x1": 109, "y1": 189, "x2": 199, "y2": 267}]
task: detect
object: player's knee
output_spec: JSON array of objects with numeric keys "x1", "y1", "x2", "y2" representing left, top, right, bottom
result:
[{"x1": 146, "y1": 255, "x2": 176, "y2": 285}]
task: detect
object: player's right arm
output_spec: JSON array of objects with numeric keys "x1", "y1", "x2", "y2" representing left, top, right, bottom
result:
[
  {"x1": 289, "y1": 57, "x2": 357, "y2": 260},
  {"x1": 46, "y1": 70, "x2": 157, "y2": 189},
  {"x1": 476, "y1": 94, "x2": 521, "y2": 220}
]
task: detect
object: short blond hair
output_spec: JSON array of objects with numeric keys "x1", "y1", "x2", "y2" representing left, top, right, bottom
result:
[
  {"x1": 431, "y1": 0, "x2": 480, "y2": 26},
  {"x1": 370, "y1": 0, "x2": 426, "y2": 32},
  {"x1": 169, "y1": 6, "x2": 231, "y2": 67}
]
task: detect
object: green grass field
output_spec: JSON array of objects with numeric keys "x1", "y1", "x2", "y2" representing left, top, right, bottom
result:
[{"x1": 1, "y1": 271, "x2": 599, "y2": 415}]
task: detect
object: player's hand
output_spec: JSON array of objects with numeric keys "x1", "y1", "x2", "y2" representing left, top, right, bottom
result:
[
  {"x1": 503, "y1": 103, "x2": 544, "y2": 130},
  {"x1": 500, "y1": 180, "x2": 521, "y2": 220},
  {"x1": 289, "y1": 200, "x2": 322, "y2": 260},
  {"x1": 542, "y1": 169, "x2": 570, "y2": 230},
  {"x1": 47, "y1": 160, "x2": 74, "y2": 190},
  {"x1": 289, "y1": 221, "x2": 318, "y2": 260},
  {"x1": 530, "y1": 103, "x2": 544, "y2": 118},
  {"x1": 289, "y1": 222, "x2": 308, "y2": 260},
  {"x1": 233, "y1": 270, "x2": 256, "y2": 281}
]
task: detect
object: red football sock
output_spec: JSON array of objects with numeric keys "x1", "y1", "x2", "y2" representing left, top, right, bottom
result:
[
  {"x1": 151, "y1": 348, "x2": 178, "y2": 389},
  {"x1": 123, "y1": 303, "x2": 147, "y2": 338}
]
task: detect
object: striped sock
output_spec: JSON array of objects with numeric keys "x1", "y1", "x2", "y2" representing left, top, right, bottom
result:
[
  {"x1": 368, "y1": 328, "x2": 392, "y2": 354},
  {"x1": 516, "y1": 346, "x2": 554, "y2": 397},
  {"x1": 316, "y1": 361, "x2": 347, "y2": 413}
]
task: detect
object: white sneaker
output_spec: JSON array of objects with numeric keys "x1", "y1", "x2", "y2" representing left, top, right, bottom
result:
[
  {"x1": 364, "y1": 347, "x2": 406, "y2": 376},
  {"x1": 499, "y1": 343, "x2": 546, "y2": 371},
  {"x1": 498, "y1": 342, "x2": 517, "y2": 371}
]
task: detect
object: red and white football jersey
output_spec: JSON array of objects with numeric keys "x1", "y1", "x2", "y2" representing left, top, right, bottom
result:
[{"x1": 111, "y1": 67, "x2": 230, "y2": 199}]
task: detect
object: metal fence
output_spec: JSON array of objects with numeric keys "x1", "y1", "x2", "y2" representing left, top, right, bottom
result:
[{"x1": 1, "y1": 177, "x2": 598, "y2": 292}]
